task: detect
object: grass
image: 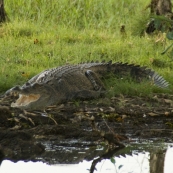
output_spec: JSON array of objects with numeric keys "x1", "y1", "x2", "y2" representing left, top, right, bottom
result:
[{"x1": 0, "y1": 0, "x2": 173, "y2": 96}]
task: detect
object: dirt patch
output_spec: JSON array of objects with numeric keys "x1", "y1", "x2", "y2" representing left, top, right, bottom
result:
[{"x1": 0, "y1": 93, "x2": 173, "y2": 164}]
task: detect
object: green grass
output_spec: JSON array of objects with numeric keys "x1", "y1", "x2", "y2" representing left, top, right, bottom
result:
[{"x1": 0, "y1": 0, "x2": 173, "y2": 96}]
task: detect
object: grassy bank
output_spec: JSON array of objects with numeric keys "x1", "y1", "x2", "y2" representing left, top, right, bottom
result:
[{"x1": 0, "y1": 0, "x2": 172, "y2": 95}]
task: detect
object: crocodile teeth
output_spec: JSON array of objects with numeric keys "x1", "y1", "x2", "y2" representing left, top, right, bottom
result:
[{"x1": 11, "y1": 94, "x2": 40, "y2": 107}]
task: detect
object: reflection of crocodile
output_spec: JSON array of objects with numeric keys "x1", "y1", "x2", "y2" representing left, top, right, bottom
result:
[{"x1": 4, "y1": 61, "x2": 169, "y2": 110}]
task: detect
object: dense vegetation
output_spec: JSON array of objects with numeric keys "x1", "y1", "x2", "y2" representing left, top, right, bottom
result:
[{"x1": 0, "y1": 0, "x2": 172, "y2": 95}]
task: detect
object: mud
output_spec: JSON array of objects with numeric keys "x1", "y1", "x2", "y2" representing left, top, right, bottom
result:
[{"x1": 0, "y1": 93, "x2": 173, "y2": 165}]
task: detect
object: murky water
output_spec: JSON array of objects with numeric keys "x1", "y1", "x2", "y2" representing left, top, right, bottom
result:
[{"x1": 1, "y1": 141, "x2": 173, "y2": 173}]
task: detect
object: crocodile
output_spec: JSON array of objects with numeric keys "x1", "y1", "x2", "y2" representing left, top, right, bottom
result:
[{"x1": 4, "y1": 61, "x2": 169, "y2": 111}]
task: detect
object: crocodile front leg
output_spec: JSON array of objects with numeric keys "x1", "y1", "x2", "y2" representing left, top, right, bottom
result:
[
  {"x1": 85, "y1": 70, "x2": 105, "y2": 91},
  {"x1": 72, "y1": 89, "x2": 105, "y2": 100}
]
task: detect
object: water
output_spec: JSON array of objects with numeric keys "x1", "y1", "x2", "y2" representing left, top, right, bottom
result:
[{"x1": 1, "y1": 141, "x2": 173, "y2": 173}]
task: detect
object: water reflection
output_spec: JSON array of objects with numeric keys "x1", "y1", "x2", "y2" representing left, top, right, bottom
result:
[{"x1": 1, "y1": 143, "x2": 173, "y2": 173}]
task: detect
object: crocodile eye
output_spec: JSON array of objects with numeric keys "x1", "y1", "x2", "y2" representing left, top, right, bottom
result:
[
  {"x1": 25, "y1": 82, "x2": 30, "y2": 86},
  {"x1": 32, "y1": 83, "x2": 41, "y2": 89}
]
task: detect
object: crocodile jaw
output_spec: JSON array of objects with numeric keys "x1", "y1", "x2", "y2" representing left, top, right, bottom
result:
[{"x1": 11, "y1": 94, "x2": 40, "y2": 108}]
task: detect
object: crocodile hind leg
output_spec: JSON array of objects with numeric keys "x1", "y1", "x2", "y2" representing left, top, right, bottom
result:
[{"x1": 85, "y1": 70, "x2": 106, "y2": 91}]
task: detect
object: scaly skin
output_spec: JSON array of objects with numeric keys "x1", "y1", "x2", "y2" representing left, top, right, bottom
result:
[{"x1": 3, "y1": 61, "x2": 169, "y2": 110}]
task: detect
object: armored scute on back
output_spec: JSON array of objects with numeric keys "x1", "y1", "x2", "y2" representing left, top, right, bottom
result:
[{"x1": 4, "y1": 61, "x2": 169, "y2": 111}]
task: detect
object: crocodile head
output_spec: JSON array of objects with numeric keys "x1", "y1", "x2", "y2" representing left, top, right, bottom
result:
[{"x1": 10, "y1": 83, "x2": 54, "y2": 110}]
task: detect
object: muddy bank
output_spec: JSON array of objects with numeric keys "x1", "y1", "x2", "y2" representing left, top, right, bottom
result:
[{"x1": 0, "y1": 93, "x2": 173, "y2": 164}]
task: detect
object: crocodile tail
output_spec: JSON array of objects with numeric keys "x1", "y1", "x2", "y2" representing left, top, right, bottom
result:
[{"x1": 110, "y1": 62, "x2": 169, "y2": 88}]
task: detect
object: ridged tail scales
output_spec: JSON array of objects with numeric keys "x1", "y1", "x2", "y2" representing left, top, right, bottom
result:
[
  {"x1": 85, "y1": 61, "x2": 169, "y2": 89},
  {"x1": 111, "y1": 62, "x2": 169, "y2": 88}
]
